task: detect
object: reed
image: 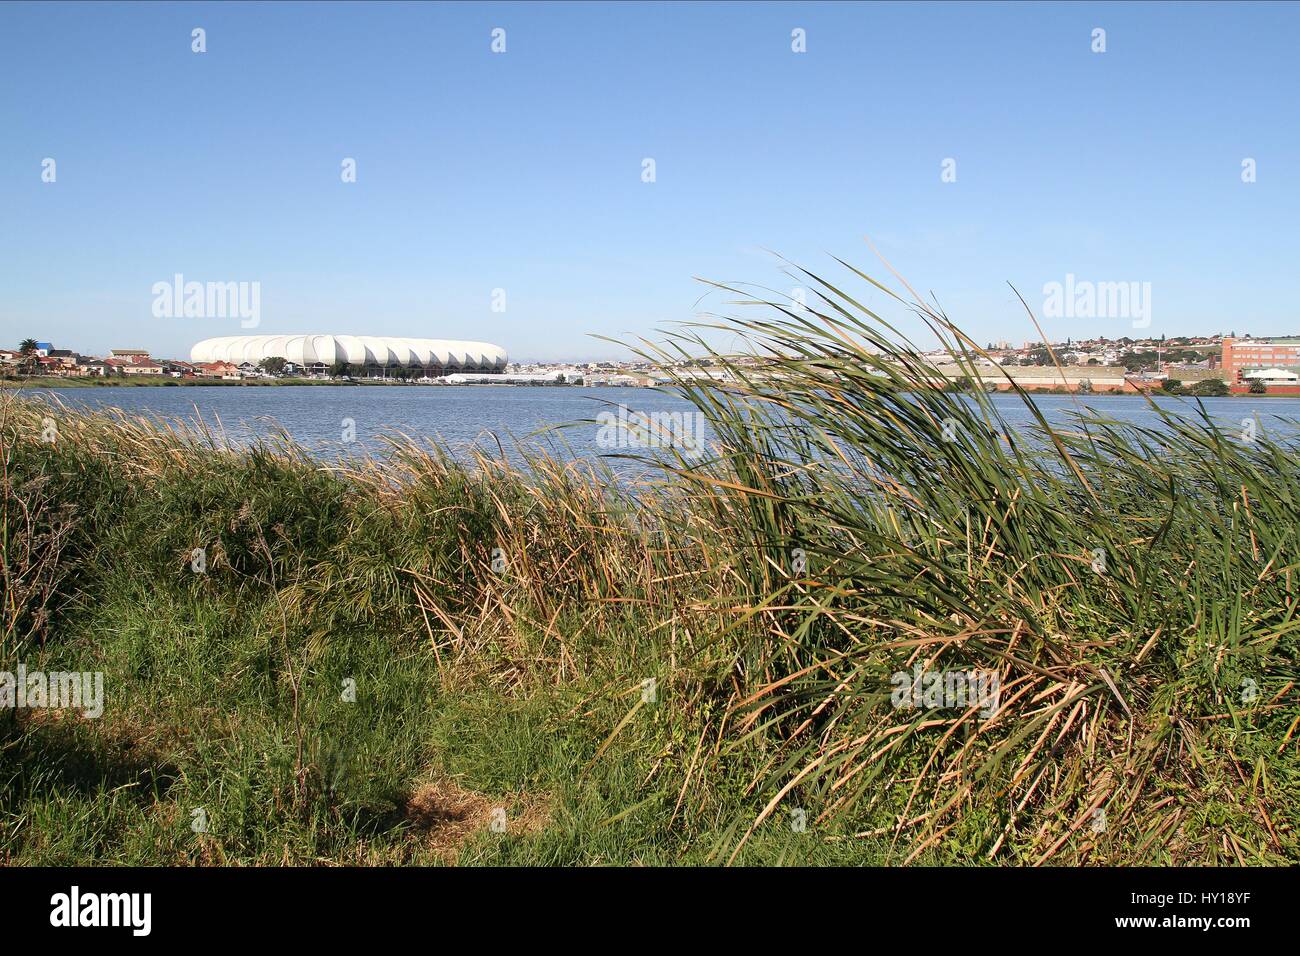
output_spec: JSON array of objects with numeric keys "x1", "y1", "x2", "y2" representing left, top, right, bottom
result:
[{"x1": 636, "y1": 261, "x2": 1299, "y2": 863}]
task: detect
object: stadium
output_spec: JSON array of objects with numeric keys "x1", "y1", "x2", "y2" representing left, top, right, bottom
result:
[{"x1": 190, "y1": 334, "x2": 507, "y2": 377}]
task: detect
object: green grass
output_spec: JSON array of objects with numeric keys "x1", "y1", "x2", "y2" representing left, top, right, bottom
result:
[
  {"x1": 1, "y1": 555, "x2": 864, "y2": 865},
  {"x1": 2, "y1": 257, "x2": 1297, "y2": 866}
]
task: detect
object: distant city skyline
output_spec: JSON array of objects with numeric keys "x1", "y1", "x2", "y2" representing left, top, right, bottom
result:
[
  {"x1": 11, "y1": 325, "x2": 1283, "y2": 368},
  {"x1": 3, "y1": 2, "x2": 1299, "y2": 360}
]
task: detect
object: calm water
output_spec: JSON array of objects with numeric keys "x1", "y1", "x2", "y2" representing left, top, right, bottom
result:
[
  {"x1": 15, "y1": 385, "x2": 1300, "y2": 475},
  {"x1": 20, "y1": 385, "x2": 702, "y2": 479}
]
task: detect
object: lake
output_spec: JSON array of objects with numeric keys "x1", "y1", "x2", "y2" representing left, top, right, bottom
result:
[{"x1": 12, "y1": 385, "x2": 1300, "y2": 478}]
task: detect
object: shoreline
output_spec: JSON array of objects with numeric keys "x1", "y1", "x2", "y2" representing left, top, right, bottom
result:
[
  {"x1": 0, "y1": 376, "x2": 594, "y2": 389},
  {"x1": 3, "y1": 376, "x2": 1292, "y2": 397}
]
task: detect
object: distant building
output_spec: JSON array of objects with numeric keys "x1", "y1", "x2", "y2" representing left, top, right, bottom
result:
[
  {"x1": 1242, "y1": 368, "x2": 1300, "y2": 386},
  {"x1": 194, "y1": 361, "x2": 241, "y2": 380},
  {"x1": 42, "y1": 350, "x2": 78, "y2": 370},
  {"x1": 443, "y1": 372, "x2": 563, "y2": 385},
  {"x1": 190, "y1": 334, "x2": 507, "y2": 377},
  {"x1": 123, "y1": 356, "x2": 164, "y2": 375},
  {"x1": 1222, "y1": 337, "x2": 1300, "y2": 384}
]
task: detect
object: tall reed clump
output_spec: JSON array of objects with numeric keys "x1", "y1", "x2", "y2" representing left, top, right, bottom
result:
[
  {"x1": 1, "y1": 401, "x2": 135, "y2": 659},
  {"x1": 637, "y1": 260, "x2": 1299, "y2": 863}
]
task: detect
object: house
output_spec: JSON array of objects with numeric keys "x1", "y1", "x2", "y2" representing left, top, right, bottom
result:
[
  {"x1": 42, "y1": 350, "x2": 80, "y2": 373},
  {"x1": 194, "y1": 361, "x2": 241, "y2": 380},
  {"x1": 123, "y1": 356, "x2": 164, "y2": 375}
]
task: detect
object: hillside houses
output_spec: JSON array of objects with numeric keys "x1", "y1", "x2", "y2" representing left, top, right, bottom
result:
[{"x1": 0, "y1": 345, "x2": 244, "y2": 381}]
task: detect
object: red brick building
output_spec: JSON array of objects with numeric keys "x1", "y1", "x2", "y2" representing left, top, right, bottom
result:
[{"x1": 1222, "y1": 337, "x2": 1300, "y2": 393}]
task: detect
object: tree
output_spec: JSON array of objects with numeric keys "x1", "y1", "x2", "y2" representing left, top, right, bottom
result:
[
  {"x1": 1077, "y1": 378, "x2": 1093, "y2": 394},
  {"x1": 1191, "y1": 378, "x2": 1229, "y2": 397},
  {"x1": 329, "y1": 361, "x2": 350, "y2": 379},
  {"x1": 258, "y1": 356, "x2": 288, "y2": 376},
  {"x1": 1161, "y1": 378, "x2": 1182, "y2": 393},
  {"x1": 18, "y1": 339, "x2": 39, "y2": 376},
  {"x1": 1249, "y1": 379, "x2": 1267, "y2": 394}
]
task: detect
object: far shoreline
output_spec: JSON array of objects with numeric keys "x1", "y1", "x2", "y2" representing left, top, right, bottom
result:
[
  {"x1": 3, "y1": 376, "x2": 1294, "y2": 397},
  {"x1": 0, "y1": 376, "x2": 592, "y2": 389}
]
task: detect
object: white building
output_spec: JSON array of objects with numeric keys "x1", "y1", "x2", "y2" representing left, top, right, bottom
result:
[
  {"x1": 1242, "y1": 368, "x2": 1300, "y2": 385},
  {"x1": 191, "y1": 334, "x2": 506, "y2": 375},
  {"x1": 443, "y1": 371, "x2": 565, "y2": 385}
]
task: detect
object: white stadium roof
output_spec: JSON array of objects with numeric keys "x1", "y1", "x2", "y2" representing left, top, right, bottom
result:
[{"x1": 190, "y1": 335, "x2": 507, "y2": 369}]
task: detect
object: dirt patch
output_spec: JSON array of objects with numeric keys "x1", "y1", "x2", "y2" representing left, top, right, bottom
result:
[{"x1": 404, "y1": 777, "x2": 549, "y2": 862}]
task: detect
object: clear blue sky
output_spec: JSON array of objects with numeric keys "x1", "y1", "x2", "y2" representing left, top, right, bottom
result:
[{"x1": 2, "y1": 1, "x2": 1297, "y2": 361}]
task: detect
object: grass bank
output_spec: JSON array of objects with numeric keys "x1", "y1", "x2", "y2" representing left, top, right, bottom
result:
[{"x1": 2, "y1": 262, "x2": 1297, "y2": 865}]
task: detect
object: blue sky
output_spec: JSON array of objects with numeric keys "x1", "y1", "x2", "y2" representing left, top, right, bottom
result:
[{"x1": 2, "y1": 1, "x2": 1298, "y2": 361}]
